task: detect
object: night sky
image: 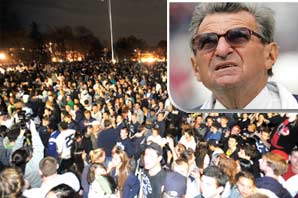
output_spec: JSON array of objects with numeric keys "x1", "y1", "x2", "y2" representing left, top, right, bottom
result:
[{"x1": 7, "y1": 0, "x2": 167, "y2": 46}]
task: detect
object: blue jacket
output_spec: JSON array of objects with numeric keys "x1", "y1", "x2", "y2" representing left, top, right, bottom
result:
[
  {"x1": 256, "y1": 176, "x2": 292, "y2": 198},
  {"x1": 47, "y1": 130, "x2": 60, "y2": 159},
  {"x1": 205, "y1": 131, "x2": 222, "y2": 142},
  {"x1": 97, "y1": 127, "x2": 118, "y2": 157},
  {"x1": 116, "y1": 138, "x2": 135, "y2": 158},
  {"x1": 122, "y1": 173, "x2": 140, "y2": 198}
]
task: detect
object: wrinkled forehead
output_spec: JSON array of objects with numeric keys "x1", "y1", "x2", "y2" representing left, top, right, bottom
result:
[{"x1": 197, "y1": 11, "x2": 258, "y2": 35}]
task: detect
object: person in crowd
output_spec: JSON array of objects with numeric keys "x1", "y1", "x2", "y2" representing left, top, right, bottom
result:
[
  {"x1": 146, "y1": 127, "x2": 167, "y2": 148},
  {"x1": 38, "y1": 116, "x2": 51, "y2": 152},
  {"x1": 208, "y1": 140, "x2": 224, "y2": 166},
  {"x1": 179, "y1": 125, "x2": 197, "y2": 151},
  {"x1": 229, "y1": 171, "x2": 258, "y2": 198},
  {"x1": 115, "y1": 127, "x2": 135, "y2": 158},
  {"x1": 80, "y1": 110, "x2": 96, "y2": 133},
  {"x1": 46, "y1": 184, "x2": 80, "y2": 198},
  {"x1": 0, "y1": 110, "x2": 13, "y2": 129},
  {"x1": 254, "y1": 114, "x2": 270, "y2": 132},
  {"x1": 87, "y1": 163, "x2": 117, "y2": 198},
  {"x1": 108, "y1": 145, "x2": 140, "y2": 198},
  {"x1": 205, "y1": 122, "x2": 222, "y2": 142},
  {"x1": 283, "y1": 147, "x2": 298, "y2": 180},
  {"x1": 255, "y1": 126, "x2": 271, "y2": 154},
  {"x1": 73, "y1": 104, "x2": 84, "y2": 127},
  {"x1": 0, "y1": 167, "x2": 25, "y2": 198},
  {"x1": 256, "y1": 152, "x2": 291, "y2": 198},
  {"x1": 237, "y1": 113, "x2": 251, "y2": 131},
  {"x1": 91, "y1": 103, "x2": 102, "y2": 122},
  {"x1": 199, "y1": 166, "x2": 229, "y2": 198},
  {"x1": 11, "y1": 120, "x2": 44, "y2": 188},
  {"x1": 224, "y1": 134, "x2": 240, "y2": 160},
  {"x1": 134, "y1": 102, "x2": 144, "y2": 125},
  {"x1": 195, "y1": 141, "x2": 210, "y2": 174},
  {"x1": 241, "y1": 123, "x2": 257, "y2": 139},
  {"x1": 163, "y1": 159, "x2": 188, "y2": 198},
  {"x1": 140, "y1": 142, "x2": 166, "y2": 198},
  {"x1": 155, "y1": 112, "x2": 166, "y2": 137},
  {"x1": 146, "y1": 108, "x2": 157, "y2": 124},
  {"x1": 81, "y1": 148, "x2": 106, "y2": 198},
  {"x1": 0, "y1": 124, "x2": 25, "y2": 165},
  {"x1": 56, "y1": 122, "x2": 76, "y2": 172},
  {"x1": 23, "y1": 156, "x2": 80, "y2": 198},
  {"x1": 129, "y1": 113, "x2": 141, "y2": 138},
  {"x1": 215, "y1": 153, "x2": 239, "y2": 198},
  {"x1": 192, "y1": 114, "x2": 207, "y2": 141},
  {"x1": 237, "y1": 143, "x2": 260, "y2": 178},
  {"x1": 218, "y1": 116, "x2": 230, "y2": 136},
  {"x1": 97, "y1": 119, "x2": 119, "y2": 165}
]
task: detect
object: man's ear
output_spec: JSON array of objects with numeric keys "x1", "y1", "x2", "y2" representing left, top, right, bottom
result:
[
  {"x1": 264, "y1": 42, "x2": 279, "y2": 70},
  {"x1": 191, "y1": 57, "x2": 201, "y2": 81}
]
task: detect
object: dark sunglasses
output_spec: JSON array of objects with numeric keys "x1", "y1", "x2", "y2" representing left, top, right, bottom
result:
[{"x1": 192, "y1": 27, "x2": 268, "y2": 53}]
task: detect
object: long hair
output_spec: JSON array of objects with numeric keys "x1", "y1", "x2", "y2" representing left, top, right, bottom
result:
[
  {"x1": 87, "y1": 163, "x2": 107, "y2": 184},
  {"x1": 216, "y1": 154, "x2": 238, "y2": 186},
  {"x1": 111, "y1": 145, "x2": 131, "y2": 193},
  {"x1": 195, "y1": 141, "x2": 209, "y2": 170}
]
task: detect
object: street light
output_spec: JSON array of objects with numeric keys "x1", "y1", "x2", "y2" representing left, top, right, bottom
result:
[
  {"x1": 0, "y1": 53, "x2": 6, "y2": 60},
  {"x1": 100, "y1": 0, "x2": 115, "y2": 63},
  {"x1": 107, "y1": 0, "x2": 115, "y2": 63}
]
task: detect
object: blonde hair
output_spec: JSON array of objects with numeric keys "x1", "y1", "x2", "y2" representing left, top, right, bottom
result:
[
  {"x1": 39, "y1": 157, "x2": 58, "y2": 177},
  {"x1": 0, "y1": 168, "x2": 24, "y2": 198},
  {"x1": 90, "y1": 148, "x2": 106, "y2": 164},
  {"x1": 263, "y1": 152, "x2": 288, "y2": 176}
]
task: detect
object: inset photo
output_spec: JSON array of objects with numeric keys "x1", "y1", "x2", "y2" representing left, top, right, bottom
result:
[{"x1": 169, "y1": 2, "x2": 298, "y2": 111}]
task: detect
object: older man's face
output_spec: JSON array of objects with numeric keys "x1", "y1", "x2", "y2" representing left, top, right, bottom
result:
[{"x1": 191, "y1": 11, "x2": 277, "y2": 92}]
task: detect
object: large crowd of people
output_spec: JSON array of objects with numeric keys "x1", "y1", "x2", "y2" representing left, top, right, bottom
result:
[{"x1": 0, "y1": 60, "x2": 298, "y2": 198}]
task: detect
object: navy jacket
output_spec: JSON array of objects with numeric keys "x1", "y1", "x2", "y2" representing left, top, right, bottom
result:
[{"x1": 97, "y1": 127, "x2": 118, "y2": 157}]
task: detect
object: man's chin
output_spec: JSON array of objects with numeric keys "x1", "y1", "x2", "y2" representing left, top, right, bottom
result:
[{"x1": 214, "y1": 80, "x2": 241, "y2": 90}]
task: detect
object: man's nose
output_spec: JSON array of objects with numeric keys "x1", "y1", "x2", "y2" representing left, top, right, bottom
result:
[{"x1": 214, "y1": 36, "x2": 233, "y2": 58}]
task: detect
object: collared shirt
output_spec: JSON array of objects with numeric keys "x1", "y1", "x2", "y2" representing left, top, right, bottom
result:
[{"x1": 198, "y1": 81, "x2": 298, "y2": 110}]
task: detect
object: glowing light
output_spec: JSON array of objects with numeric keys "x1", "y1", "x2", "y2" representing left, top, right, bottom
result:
[
  {"x1": 141, "y1": 57, "x2": 156, "y2": 63},
  {"x1": 0, "y1": 53, "x2": 6, "y2": 60},
  {"x1": 52, "y1": 57, "x2": 57, "y2": 62},
  {"x1": 139, "y1": 53, "x2": 159, "y2": 63},
  {"x1": 66, "y1": 50, "x2": 84, "y2": 62},
  {"x1": 111, "y1": 59, "x2": 116, "y2": 64},
  {"x1": 59, "y1": 59, "x2": 64, "y2": 63}
]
